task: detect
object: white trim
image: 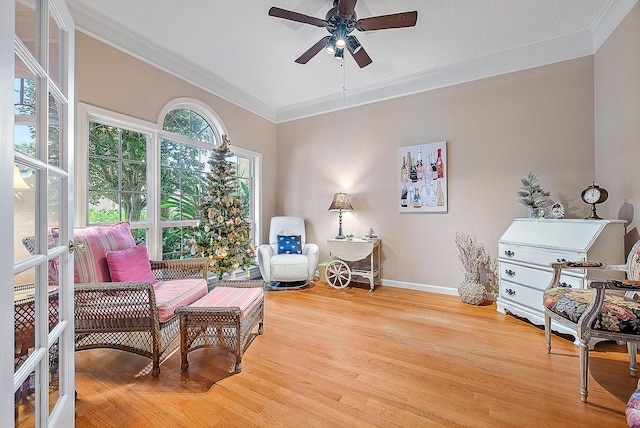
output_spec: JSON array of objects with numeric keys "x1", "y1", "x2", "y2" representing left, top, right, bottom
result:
[
  {"x1": 67, "y1": 0, "x2": 277, "y2": 122},
  {"x1": 381, "y1": 279, "x2": 459, "y2": 296},
  {"x1": 591, "y1": 0, "x2": 638, "y2": 51},
  {"x1": 67, "y1": 0, "x2": 637, "y2": 123}
]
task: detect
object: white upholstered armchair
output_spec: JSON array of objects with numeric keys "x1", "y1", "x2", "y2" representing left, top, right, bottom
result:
[{"x1": 258, "y1": 216, "x2": 319, "y2": 289}]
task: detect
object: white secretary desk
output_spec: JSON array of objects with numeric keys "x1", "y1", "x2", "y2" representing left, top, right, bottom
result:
[{"x1": 497, "y1": 218, "x2": 625, "y2": 341}]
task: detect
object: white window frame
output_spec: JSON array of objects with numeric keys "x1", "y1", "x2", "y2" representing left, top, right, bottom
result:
[{"x1": 76, "y1": 101, "x2": 261, "y2": 267}]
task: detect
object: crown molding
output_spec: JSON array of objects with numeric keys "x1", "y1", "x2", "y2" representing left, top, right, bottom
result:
[
  {"x1": 276, "y1": 29, "x2": 595, "y2": 122},
  {"x1": 68, "y1": 0, "x2": 636, "y2": 124},
  {"x1": 67, "y1": 0, "x2": 278, "y2": 122},
  {"x1": 591, "y1": 0, "x2": 638, "y2": 51}
]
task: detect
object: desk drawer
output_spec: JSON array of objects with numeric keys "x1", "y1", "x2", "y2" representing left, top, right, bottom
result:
[
  {"x1": 500, "y1": 261, "x2": 583, "y2": 291},
  {"x1": 499, "y1": 243, "x2": 584, "y2": 268},
  {"x1": 500, "y1": 280, "x2": 544, "y2": 312}
]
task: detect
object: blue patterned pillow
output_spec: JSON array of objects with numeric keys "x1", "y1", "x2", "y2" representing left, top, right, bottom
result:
[{"x1": 277, "y1": 235, "x2": 302, "y2": 254}]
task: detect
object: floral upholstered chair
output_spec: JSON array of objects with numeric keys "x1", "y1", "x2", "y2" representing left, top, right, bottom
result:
[{"x1": 543, "y1": 240, "x2": 640, "y2": 403}]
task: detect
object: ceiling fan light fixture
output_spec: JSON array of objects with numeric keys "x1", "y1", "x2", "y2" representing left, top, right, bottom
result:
[
  {"x1": 325, "y1": 35, "x2": 338, "y2": 54},
  {"x1": 334, "y1": 47, "x2": 344, "y2": 61},
  {"x1": 346, "y1": 35, "x2": 361, "y2": 54},
  {"x1": 335, "y1": 23, "x2": 347, "y2": 49}
]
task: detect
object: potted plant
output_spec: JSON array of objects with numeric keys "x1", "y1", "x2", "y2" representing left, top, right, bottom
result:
[{"x1": 517, "y1": 171, "x2": 550, "y2": 218}]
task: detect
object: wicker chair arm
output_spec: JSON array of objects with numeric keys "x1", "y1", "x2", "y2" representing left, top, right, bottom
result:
[
  {"x1": 150, "y1": 257, "x2": 209, "y2": 281},
  {"x1": 218, "y1": 279, "x2": 264, "y2": 289}
]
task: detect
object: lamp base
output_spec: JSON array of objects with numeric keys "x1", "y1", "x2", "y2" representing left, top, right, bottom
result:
[{"x1": 334, "y1": 235, "x2": 346, "y2": 239}]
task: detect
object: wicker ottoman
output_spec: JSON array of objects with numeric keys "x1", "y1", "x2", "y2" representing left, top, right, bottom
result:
[{"x1": 175, "y1": 280, "x2": 264, "y2": 373}]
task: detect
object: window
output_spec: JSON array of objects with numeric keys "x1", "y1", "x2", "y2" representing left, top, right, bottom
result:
[
  {"x1": 86, "y1": 121, "x2": 149, "y2": 243},
  {"x1": 78, "y1": 101, "x2": 260, "y2": 266},
  {"x1": 159, "y1": 107, "x2": 256, "y2": 260}
]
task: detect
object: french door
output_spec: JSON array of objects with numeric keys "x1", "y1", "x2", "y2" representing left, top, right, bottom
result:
[{"x1": 2, "y1": 0, "x2": 75, "y2": 427}]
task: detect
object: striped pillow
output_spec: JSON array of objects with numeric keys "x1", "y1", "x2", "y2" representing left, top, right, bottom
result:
[{"x1": 74, "y1": 222, "x2": 136, "y2": 283}]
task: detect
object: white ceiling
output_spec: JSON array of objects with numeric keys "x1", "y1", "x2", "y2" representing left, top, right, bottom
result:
[{"x1": 67, "y1": 0, "x2": 636, "y2": 122}]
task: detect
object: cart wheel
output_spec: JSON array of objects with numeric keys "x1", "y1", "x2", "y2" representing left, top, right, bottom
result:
[{"x1": 326, "y1": 260, "x2": 351, "y2": 289}]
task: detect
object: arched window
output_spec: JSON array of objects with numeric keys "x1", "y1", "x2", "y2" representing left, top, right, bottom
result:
[{"x1": 159, "y1": 105, "x2": 258, "y2": 261}]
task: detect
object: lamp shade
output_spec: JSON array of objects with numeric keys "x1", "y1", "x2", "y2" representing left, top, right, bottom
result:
[{"x1": 328, "y1": 192, "x2": 353, "y2": 212}]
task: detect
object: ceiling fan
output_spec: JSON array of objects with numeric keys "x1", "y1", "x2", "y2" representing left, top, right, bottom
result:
[{"x1": 268, "y1": 0, "x2": 418, "y2": 68}]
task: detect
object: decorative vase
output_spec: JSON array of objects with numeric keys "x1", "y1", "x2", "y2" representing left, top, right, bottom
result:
[
  {"x1": 458, "y1": 272, "x2": 486, "y2": 305},
  {"x1": 527, "y1": 207, "x2": 546, "y2": 219}
]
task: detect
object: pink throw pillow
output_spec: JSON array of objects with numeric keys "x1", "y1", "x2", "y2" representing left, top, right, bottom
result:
[{"x1": 106, "y1": 243, "x2": 157, "y2": 284}]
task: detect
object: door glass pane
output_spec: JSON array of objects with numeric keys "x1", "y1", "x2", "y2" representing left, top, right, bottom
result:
[
  {"x1": 48, "y1": 337, "x2": 61, "y2": 417},
  {"x1": 48, "y1": 12, "x2": 62, "y2": 88},
  {"x1": 48, "y1": 174, "x2": 62, "y2": 247},
  {"x1": 14, "y1": 165, "x2": 37, "y2": 262},
  {"x1": 15, "y1": 368, "x2": 37, "y2": 427},
  {"x1": 14, "y1": 55, "x2": 37, "y2": 158},
  {"x1": 14, "y1": 268, "x2": 37, "y2": 375},
  {"x1": 48, "y1": 92, "x2": 61, "y2": 167},
  {"x1": 15, "y1": 1, "x2": 37, "y2": 59}
]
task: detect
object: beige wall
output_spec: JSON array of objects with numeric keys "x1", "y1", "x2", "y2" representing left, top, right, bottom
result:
[
  {"x1": 595, "y1": 2, "x2": 640, "y2": 254},
  {"x1": 277, "y1": 57, "x2": 596, "y2": 289},
  {"x1": 74, "y1": 32, "x2": 279, "y2": 240}
]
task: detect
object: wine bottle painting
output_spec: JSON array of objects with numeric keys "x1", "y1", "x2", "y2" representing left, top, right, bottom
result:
[{"x1": 399, "y1": 141, "x2": 447, "y2": 213}]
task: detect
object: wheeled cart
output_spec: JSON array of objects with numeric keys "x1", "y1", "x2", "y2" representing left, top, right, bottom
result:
[{"x1": 325, "y1": 238, "x2": 381, "y2": 292}]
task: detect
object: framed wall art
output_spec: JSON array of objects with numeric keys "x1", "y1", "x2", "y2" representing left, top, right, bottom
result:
[{"x1": 398, "y1": 141, "x2": 447, "y2": 213}]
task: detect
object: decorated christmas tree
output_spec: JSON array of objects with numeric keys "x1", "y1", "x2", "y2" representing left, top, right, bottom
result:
[{"x1": 192, "y1": 135, "x2": 255, "y2": 279}]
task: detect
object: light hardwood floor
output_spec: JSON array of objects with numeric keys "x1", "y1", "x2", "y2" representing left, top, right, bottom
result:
[{"x1": 69, "y1": 282, "x2": 635, "y2": 427}]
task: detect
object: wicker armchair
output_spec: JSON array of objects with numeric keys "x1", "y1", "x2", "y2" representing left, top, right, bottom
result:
[
  {"x1": 543, "y1": 240, "x2": 640, "y2": 402},
  {"x1": 73, "y1": 223, "x2": 209, "y2": 377}
]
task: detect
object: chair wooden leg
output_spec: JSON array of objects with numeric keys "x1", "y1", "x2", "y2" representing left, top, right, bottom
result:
[
  {"x1": 544, "y1": 312, "x2": 551, "y2": 353},
  {"x1": 579, "y1": 340, "x2": 590, "y2": 403},
  {"x1": 629, "y1": 342, "x2": 638, "y2": 377}
]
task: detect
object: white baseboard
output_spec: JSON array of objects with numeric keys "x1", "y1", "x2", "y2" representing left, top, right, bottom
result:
[{"x1": 381, "y1": 279, "x2": 459, "y2": 296}]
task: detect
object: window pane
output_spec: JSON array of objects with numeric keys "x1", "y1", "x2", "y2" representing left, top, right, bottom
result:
[
  {"x1": 182, "y1": 170, "x2": 199, "y2": 195},
  {"x1": 121, "y1": 129, "x2": 146, "y2": 161},
  {"x1": 14, "y1": 268, "x2": 37, "y2": 375},
  {"x1": 121, "y1": 192, "x2": 147, "y2": 222},
  {"x1": 161, "y1": 139, "x2": 181, "y2": 168},
  {"x1": 88, "y1": 158, "x2": 118, "y2": 191},
  {"x1": 162, "y1": 108, "x2": 216, "y2": 144},
  {"x1": 160, "y1": 194, "x2": 181, "y2": 221},
  {"x1": 48, "y1": 337, "x2": 61, "y2": 417},
  {"x1": 162, "y1": 226, "x2": 192, "y2": 260},
  {"x1": 238, "y1": 157, "x2": 250, "y2": 179},
  {"x1": 130, "y1": 228, "x2": 148, "y2": 245},
  {"x1": 48, "y1": 92, "x2": 61, "y2": 167},
  {"x1": 122, "y1": 161, "x2": 146, "y2": 190},
  {"x1": 88, "y1": 191, "x2": 120, "y2": 224},
  {"x1": 15, "y1": 368, "x2": 37, "y2": 427},
  {"x1": 182, "y1": 144, "x2": 199, "y2": 169},
  {"x1": 89, "y1": 122, "x2": 119, "y2": 157},
  {"x1": 14, "y1": 165, "x2": 37, "y2": 262}
]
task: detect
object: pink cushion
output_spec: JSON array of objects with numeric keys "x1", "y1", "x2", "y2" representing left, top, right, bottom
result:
[
  {"x1": 74, "y1": 222, "x2": 136, "y2": 283},
  {"x1": 106, "y1": 243, "x2": 157, "y2": 284},
  {"x1": 153, "y1": 279, "x2": 208, "y2": 322},
  {"x1": 190, "y1": 287, "x2": 264, "y2": 318}
]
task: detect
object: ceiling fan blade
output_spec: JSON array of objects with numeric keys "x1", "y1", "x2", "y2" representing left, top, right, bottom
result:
[
  {"x1": 337, "y1": 0, "x2": 358, "y2": 16},
  {"x1": 356, "y1": 11, "x2": 418, "y2": 31},
  {"x1": 295, "y1": 36, "x2": 331, "y2": 64},
  {"x1": 268, "y1": 6, "x2": 327, "y2": 27},
  {"x1": 348, "y1": 44, "x2": 372, "y2": 68}
]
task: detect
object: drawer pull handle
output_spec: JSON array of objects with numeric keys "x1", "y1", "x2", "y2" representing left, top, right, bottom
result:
[
  {"x1": 504, "y1": 250, "x2": 515, "y2": 258},
  {"x1": 505, "y1": 288, "x2": 516, "y2": 296},
  {"x1": 557, "y1": 258, "x2": 567, "y2": 262},
  {"x1": 558, "y1": 282, "x2": 572, "y2": 288},
  {"x1": 505, "y1": 269, "x2": 516, "y2": 277}
]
